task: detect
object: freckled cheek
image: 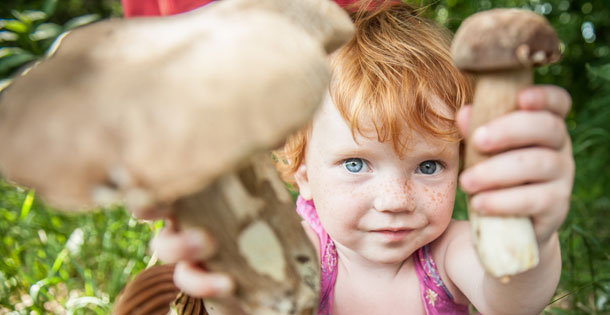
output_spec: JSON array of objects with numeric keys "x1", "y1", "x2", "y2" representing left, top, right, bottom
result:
[
  {"x1": 313, "y1": 182, "x2": 357, "y2": 202},
  {"x1": 310, "y1": 180, "x2": 359, "y2": 213},
  {"x1": 441, "y1": 182, "x2": 458, "y2": 220},
  {"x1": 314, "y1": 198, "x2": 361, "y2": 239},
  {"x1": 422, "y1": 182, "x2": 457, "y2": 222},
  {"x1": 311, "y1": 184, "x2": 367, "y2": 232}
]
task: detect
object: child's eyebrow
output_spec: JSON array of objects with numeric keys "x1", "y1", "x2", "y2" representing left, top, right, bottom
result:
[
  {"x1": 330, "y1": 147, "x2": 373, "y2": 158},
  {"x1": 326, "y1": 138, "x2": 383, "y2": 158},
  {"x1": 410, "y1": 142, "x2": 457, "y2": 158}
]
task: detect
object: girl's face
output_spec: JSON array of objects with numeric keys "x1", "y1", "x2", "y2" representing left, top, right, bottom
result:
[{"x1": 295, "y1": 95, "x2": 459, "y2": 265}]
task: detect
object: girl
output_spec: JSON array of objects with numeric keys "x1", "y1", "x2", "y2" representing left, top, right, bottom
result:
[{"x1": 152, "y1": 2, "x2": 574, "y2": 314}]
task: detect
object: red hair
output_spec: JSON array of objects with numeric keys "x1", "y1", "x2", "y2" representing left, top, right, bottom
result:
[{"x1": 275, "y1": 1, "x2": 473, "y2": 185}]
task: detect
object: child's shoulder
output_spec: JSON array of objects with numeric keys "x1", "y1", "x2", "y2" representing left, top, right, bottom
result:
[
  {"x1": 429, "y1": 220, "x2": 473, "y2": 306},
  {"x1": 436, "y1": 219, "x2": 472, "y2": 246},
  {"x1": 431, "y1": 219, "x2": 472, "y2": 258}
]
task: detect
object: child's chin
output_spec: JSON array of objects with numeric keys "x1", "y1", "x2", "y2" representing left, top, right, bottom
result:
[{"x1": 364, "y1": 248, "x2": 415, "y2": 265}]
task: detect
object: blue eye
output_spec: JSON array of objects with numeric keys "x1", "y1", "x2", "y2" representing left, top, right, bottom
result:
[
  {"x1": 343, "y1": 158, "x2": 366, "y2": 173},
  {"x1": 418, "y1": 160, "x2": 441, "y2": 175}
]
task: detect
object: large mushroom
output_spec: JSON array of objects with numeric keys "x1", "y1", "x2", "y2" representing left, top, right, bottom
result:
[
  {"x1": 451, "y1": 9, "x2": 560, "y2": 279},
  {"x1": 0, "y1": 0, "x2": 354, "y2": 313}
]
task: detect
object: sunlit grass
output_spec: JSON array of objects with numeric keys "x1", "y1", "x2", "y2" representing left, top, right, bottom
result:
[{"x1": 0, "y1": 180, "x2": 161, "y2": 314}]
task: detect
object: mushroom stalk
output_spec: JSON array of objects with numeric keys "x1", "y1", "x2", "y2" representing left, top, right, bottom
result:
[
  {"x1": 451, "y1": 8, "x2": 561, "y2": 280},
  {"x1": 466, "y1": 68, "x2": 539, "y2": 280},
  {"x1": 174, "y1": 153, "x2": 319, "y2": 314}
]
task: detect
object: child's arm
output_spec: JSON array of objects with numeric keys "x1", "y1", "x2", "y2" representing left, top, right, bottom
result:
[{"x1": 447, "y1": 85, "x2": 573, "y2": 314}]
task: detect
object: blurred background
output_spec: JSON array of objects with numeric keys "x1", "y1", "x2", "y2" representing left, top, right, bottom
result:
[{"x1": 0, "y1": 0, "x2": 608, "y2": 313}]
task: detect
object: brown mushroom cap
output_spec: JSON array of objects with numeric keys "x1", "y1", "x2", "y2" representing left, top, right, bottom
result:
[
  {"x1": 451, "y1": 9, "x2": 560, "y2": 72},
  {"x1": 0, "y1": 0, "x2": 354, "y2": 211}
]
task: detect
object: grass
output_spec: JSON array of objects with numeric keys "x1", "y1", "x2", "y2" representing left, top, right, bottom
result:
[{"x1": 0, "y1": 180, "x2": 161, "y2": 314}]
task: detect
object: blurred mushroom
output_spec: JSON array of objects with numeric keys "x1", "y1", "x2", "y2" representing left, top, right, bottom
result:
[
  {"x1": 0, "y1": 0, "x2": 353, "y2": 211},
  {"x1": 451, "y1": 9, "x2": 560, "y2": 279},
  {"x1": 0, "y1": 0, "x2": 354, "y2": 313}
]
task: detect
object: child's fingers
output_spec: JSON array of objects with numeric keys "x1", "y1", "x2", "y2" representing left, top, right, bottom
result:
[
  {"x1": 174, "y1": 261, "x2": 235, "y2": 298},
  {"x1": 456, "y1": 85, "x2": 571, "y2": 139},
  {"x1": 469, "y1": 182, "x2": 570, "y2": 242},
  {"x1": 518, "y1": 85, "x2": 572, "y2": 117},
  {"x1": 459, "y1": 147, "x2": 562, "y2": 195},
  {"x1": 151, "y1": 227, "x2": 216, "y2": 263},
  {"x1": 456, "y1": 105, "x2": 472, "y2": 138},
  {"x1": 129, "y1": 204, "x2": 172, "y2": 220},
  {"x1": 471, "y1": 110, "x2": 568, "y2": 154}
]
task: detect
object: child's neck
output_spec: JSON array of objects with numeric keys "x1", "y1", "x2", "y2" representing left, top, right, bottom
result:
[{"x1": 333, "y1": 244, "x2": 422, "y2": 315}]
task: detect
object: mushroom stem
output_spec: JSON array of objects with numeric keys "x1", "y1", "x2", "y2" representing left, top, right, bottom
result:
[
  {"x1": 173, "y1": 153, "x2": 319, "y2": 314},
  {"x1": 466, "y1": 68, "x2": 539, "y2": 279}
]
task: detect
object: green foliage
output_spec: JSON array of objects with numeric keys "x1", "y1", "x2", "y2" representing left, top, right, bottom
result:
[
  {"x1": 0, "y1": 0, "x2": 122, "y2": 25},
  {"x1": 558, "y1": 61, "x2": 610, "y2": 313},
  {"x1": 0, "y1": 0, "x2": 121, "y2": 80},
  {"x1": 0, "y1": 0, "x2": 609, "y2": 314},
  {"x1": 0, "y1": 180, "x2": 161, "y2": 314}
]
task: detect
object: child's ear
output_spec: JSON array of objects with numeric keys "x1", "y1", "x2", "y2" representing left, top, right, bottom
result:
[{"x1": 294, "y1": 164, "x2": 312, "y2": 200}]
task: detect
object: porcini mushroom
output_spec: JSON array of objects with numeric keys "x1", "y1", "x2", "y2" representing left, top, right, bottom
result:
[
  {"x1": 0, "y1": 0, "x2": 354, "y2": 313},
  {"x1": 451, "y1": 9, "x2": 560, "y2": 279},
  {"x1": 0, "y1": 0, "x2": 353, "y2": 211}
]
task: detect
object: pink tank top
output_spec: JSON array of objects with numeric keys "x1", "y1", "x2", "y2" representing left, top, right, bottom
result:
[{"x1": 296, "y1": 196, "x2": 469, "y2": 315}]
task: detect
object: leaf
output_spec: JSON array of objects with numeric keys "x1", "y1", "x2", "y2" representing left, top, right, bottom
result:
[
  {"x1": 587, "y1": 63, "x2": 610, "y2": 82},
  {"x1": 0, "y1": 31, "x2": 19, "y2": 42},
  {"x1": 19, "y1": 190, "x2": 35, "y2": 221},
  {"x1": 0, "y1": 47, "x2": 36, "y2": 59},
  {"x1": 29, "y1": 23, "x2": 62, "y2": 41},
  {"x1": 51, "y1": 249, "x2": 68, "y2": 273},
  {"x1": 63, "y1": 14, "x2": 101, "y2": 31},
  {"x1": 0, "y1": 50, "x2": 37, "y2": 76},
  {"x1": 29, "y1": 278, "x2": 52, "y2": 301},
  {"x1": 0, "y1": 48, "x2": 11, "y2": 58},
  {"x1": 11, "y1": 10, "x2": 48, "y2": 25},
  {"x1": 2, "y1": 20, "x2": 28, "y2": 34}
]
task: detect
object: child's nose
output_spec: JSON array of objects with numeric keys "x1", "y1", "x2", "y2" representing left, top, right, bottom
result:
[{"x1": 372, "y1": 178, "x2": 415, "y2": 213}]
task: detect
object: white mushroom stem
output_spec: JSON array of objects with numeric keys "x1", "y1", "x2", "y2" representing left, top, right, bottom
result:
[{"x1": 466, "y1": 68, "x2": 539, "y2": 280}]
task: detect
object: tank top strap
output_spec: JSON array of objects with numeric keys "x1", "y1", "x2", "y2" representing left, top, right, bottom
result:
[
  {"x1": 296, "y1": 196, "x2": 337, "y2": 315},
  {"x1": 413, "y1": 245, "x2": 470, "y2": 315}
]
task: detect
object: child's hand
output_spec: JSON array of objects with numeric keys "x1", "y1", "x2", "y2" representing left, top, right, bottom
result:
[
  {"x1": 128, "y1": 204, "x2": 235, "y2": 298},
  {"x1": 151, "y1": 227, "x2": 234, "y2": 298},
  {"x1": 150, "y1": 221, "x2": 235, "y2": 298},
  {"x1": 121, "y1": 201, "x2": 235, "y2": 302},
  {"x1": 456, "y1": 85, "x2": 574, "y2": 246}
]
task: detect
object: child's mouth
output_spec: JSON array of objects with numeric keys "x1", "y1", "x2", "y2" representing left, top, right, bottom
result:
[{"x1": 371, "y1": 229, "x2": 412, "y2": 241}]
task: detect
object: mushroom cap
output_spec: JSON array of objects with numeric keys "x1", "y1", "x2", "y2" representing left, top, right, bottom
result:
[
  {"x1": 451, "y1": 9, "x2": 560, "y2": 72},
  {"x1": 0, "y1": 0, "x2": 354, "y2": 211}
]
